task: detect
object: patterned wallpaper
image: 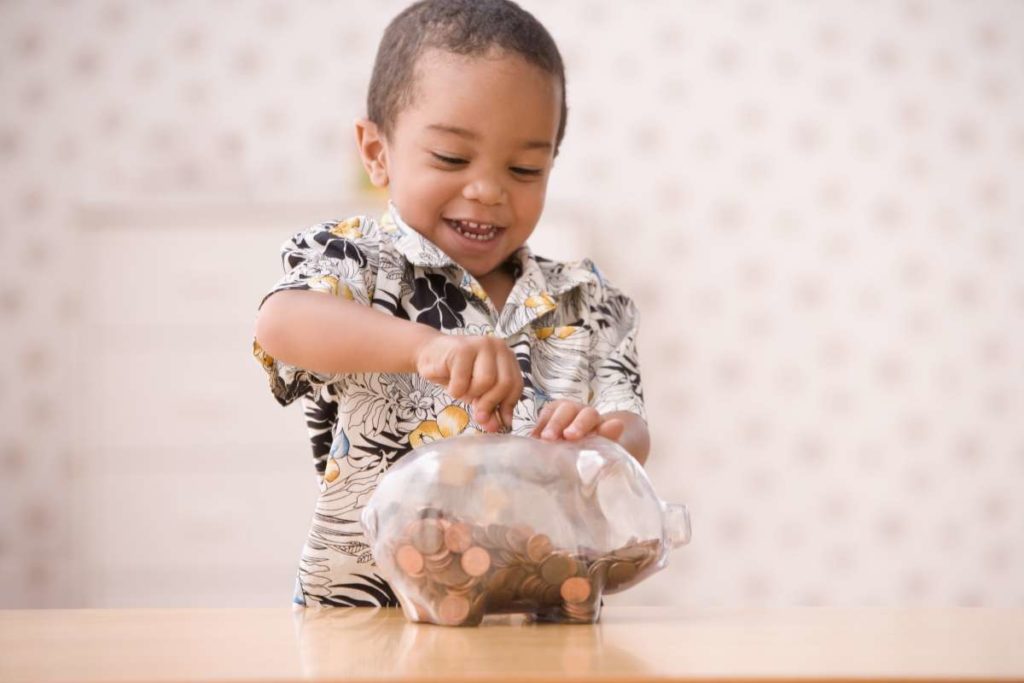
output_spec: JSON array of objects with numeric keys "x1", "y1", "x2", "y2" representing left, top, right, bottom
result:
[{"x1": 0, "y1": 0, "x2": 1022, "y2": 608}]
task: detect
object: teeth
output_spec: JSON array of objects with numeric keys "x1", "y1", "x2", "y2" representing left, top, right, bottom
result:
[{"x1": 450, "y1": 219, "x2": 498, "y2": 242}]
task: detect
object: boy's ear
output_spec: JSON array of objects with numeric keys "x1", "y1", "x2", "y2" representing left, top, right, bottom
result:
[{"x1": 354, "y1": 118, "x2": 389, "y2": 188}]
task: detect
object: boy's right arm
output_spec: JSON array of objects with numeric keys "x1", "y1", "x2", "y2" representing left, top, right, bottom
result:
[
  {"x1": 256, "y1": 289, "x2": 433, "y2": 376},
  {"x1": 255, "y1": 289, "x2": 521, "y2": 431}
]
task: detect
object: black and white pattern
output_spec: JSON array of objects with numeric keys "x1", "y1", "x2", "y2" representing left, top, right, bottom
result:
[{"x1": 253, "y1": 204, "x2": 645, "y2": 608}]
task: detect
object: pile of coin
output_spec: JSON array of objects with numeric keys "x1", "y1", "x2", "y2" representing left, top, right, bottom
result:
[{"x1": 382, "y1": 508, "x2": 661, "y2": 626}]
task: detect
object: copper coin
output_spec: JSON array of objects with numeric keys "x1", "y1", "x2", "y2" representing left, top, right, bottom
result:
[
  {"x1": 411, "y1": 519, "x2": 445, "y2": 555},
  {"x1": 497, "y1": 549, "x2": 520, "y2": 567},
  {"x1": 542, "y1": 583, "x2": 562, "y2": 605},
  {"x1": 504, "y1": 525, "x2": 530, "y2": 554},
  {"x1": 562, "y1": 597, "x2": 597, "y2": 619},
  {"x1": 461, "y1": 546, "x2": 492, "y2": 577},
  {"x1": 488, "y1": 588, "x2": 514, "y2": 610},
  {"x1": 487, "y1": 565, "x2": 524, "y2": 601},
  {"x1": 424, "y1": 550, "x2": 453, "y2": 573},
  {"x1": 613, "y1": 543, "x2": 649, "y2": 562},
  {"x1": 607, "y1": 561, "x2": 638, "y2": 586},
  {"x1": 636, "y1": 542, "x2": 660, "y2": 570},
  {"x1": 540, "y1": 553, "x2": 576, "y2": 585},
  {"x1": 471, "y1": 524, "x2": 491, "y2": 547},
  {"x1": 470, "y1": 591, "x2": 488, "y2": 615},
  {"x1": 487, "y1": 523, "x2": 509, "y2": 549},
  {"x1": 504, "y1": 565, "x2": 527, "y2": 592},
  {"x1": 444, "y1": 522, "x2": 474, "y2": 553},
  {"x1": 526, "y1": 534, "x2": 553, "y2": 563},
  {"x1": 560, "y1": 576, "x2": 592, "y2": 604},
  {"x1": 486, "y1": 567, "x2": 513, "y2": 592},
  {"x1": 395, "y1": 544, "x2": 425, "y2": 577},
  {"x1": 520, "y1": 575, "x2": 545, "y2": 601},
  {"x1": 587, "y1": 559, "x2": 610, "y2": 588},
  {"x1": 445, "y1": 575, "x2": 478, "y2": 595},
  {"x1": 563, "y1": 603, "x2": 592, "y2": 618},
  {"x1": 438, "y1": 594, "x2": 471, "y2": 625},
  {"x1": 435, "y1": 560, "x2": 471, "y2": 587},
  {"x1": 562, "y1": 604, "x2": 596, "y2": 622}
]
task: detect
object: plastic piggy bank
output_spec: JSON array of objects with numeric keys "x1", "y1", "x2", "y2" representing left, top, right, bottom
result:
[{"x1": 360, "y1": 434, "x2": 691, "y2": 626}]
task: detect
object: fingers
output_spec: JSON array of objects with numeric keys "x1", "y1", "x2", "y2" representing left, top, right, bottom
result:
[
  {"x1": 597, "y1": 417, "x2": 625, "y2": 442},
  {"x1": 530, "y1": 401, "x2": 556, "y2": 438},
  {"x1": 499, "y1": 366, "x2": 523, "y2": 431},
  {"x1": 531, "y1": 400, "x2": 583, "y2": 440},
  {"x1": 427, "y1": 332, "x2": 622, "y2": 441},
  {"x1": 539, "y1": 401, "x2": 580, "y2": 441},
  {"x1": 473, "y1": 405, "x2": 501, "y2": 432},
  {"x1": 563, "y1": 406, "x2": 601, "y2": 441},
  {"x1": 473, "y1": 351, "x2": 522, "y2": 431},
  {"x1": 422, "y1": 336, "x2": 521, "y2": 432},
  {"x1": 530, "y1": 401, "x2": 623, "y2": 443},
  {"x1": 444, "y1": 347, "x2": 473, "y2": 399},
  {"x1": 467, "y1": 351, "x2": 497, "y2": 403},
  {"x1": 444, "y1": 339, "x2": 497, "y2": 402}
]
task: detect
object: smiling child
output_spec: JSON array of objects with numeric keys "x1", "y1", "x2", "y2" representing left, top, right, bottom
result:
[{"x1": 253, "y1": 0, "x2": 649, "y2": 608}]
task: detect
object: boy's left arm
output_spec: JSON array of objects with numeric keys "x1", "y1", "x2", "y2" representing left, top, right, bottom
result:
[
  {"x1": 530, "y1": 276, "x2": 650, "y2": 464},
  {"x1": 603, "y1": 410, "x2": 651, "y2": 466}
]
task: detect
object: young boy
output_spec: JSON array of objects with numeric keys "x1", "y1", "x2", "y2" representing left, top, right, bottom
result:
[{"x1": 253, "y1": 0, "x2": 649, "y2": 608}]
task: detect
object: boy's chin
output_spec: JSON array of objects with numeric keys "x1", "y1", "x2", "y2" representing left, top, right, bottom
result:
[{"x1": 463, "y1": 262, "x2": 498, "y2": 279}]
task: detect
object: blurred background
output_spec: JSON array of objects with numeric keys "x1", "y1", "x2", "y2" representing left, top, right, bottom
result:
[{"x1": 0, "y1": 0, "x2": 1021, "y2": 609}]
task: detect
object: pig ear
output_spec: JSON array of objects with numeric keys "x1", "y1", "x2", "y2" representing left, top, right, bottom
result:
[{"x1": 662, "y1": 502, "x2": 692, "y2": 548}]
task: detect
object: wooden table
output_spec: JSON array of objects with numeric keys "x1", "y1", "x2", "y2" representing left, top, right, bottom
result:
[{"x1": 1, "y1": 606, "x2": 1021, "y2": 682}]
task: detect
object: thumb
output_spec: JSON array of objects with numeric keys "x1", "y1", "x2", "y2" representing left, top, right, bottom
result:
[{"x1": 597, "y1": 418, "x2": 625, "y2": 442}]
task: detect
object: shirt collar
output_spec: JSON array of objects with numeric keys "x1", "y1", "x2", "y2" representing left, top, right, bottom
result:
[{"x1": 381, "y1": 201, "x2": 455, "y2": 269}]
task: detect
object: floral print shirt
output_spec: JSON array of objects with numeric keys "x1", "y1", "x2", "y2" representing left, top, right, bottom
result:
[{"x1": 253, "y1": 204, "x2": 646, "y2": 608}]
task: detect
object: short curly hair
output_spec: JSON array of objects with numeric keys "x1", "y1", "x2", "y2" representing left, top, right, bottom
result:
[{"x1": 367, "y1": 0, "x2": 568, "y2": 155}]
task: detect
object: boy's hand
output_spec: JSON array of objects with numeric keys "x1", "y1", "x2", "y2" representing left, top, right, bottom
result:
[
  {"x1": 415, "y1": 333, "x2": 523, "y2": 433},
  {"x1": 529, "y1": 399, "x2": 625, "y2": 443}
]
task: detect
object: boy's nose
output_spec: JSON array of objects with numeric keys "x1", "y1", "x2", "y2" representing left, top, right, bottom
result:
[{"x1": 462, "y1": 177, "x2": 506, "y2": 206}]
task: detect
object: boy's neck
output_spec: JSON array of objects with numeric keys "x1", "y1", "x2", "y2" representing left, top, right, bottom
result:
[{"x1": 475, "y1": 262, "x2": 517, "y2": 311}]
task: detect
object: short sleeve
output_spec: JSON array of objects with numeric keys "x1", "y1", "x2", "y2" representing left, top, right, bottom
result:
[
  {"x1": 587, "y1": 282, "x2": 647, "y2": 420},
  {"x1": 252, "y1": 216, "x2": 379, "y2": 407}
]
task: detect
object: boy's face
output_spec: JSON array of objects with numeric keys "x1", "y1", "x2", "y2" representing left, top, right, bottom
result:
[{"x1": 357, "y1": 49, "x2": 561, "y2": 280}]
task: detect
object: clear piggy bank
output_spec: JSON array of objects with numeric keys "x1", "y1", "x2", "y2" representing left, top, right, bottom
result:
[{"x1": 360, "y1": 434, "x2": 691, "y2": 626}]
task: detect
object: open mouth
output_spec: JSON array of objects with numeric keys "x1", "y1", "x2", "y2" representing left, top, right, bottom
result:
[{"x1": 446, "y1": 218, "x2": 502, "y2": 242}]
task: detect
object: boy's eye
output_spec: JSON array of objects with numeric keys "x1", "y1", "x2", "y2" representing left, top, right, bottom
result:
[
  {"x1": 510, "y1": 166, "x2": 543, "y2": 177},
  {"x1": 431, "y1": 152, "x2": 467, "y2": 166}
]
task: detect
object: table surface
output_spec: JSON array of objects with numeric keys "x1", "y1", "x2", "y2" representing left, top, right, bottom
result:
[{"x1": 1, "y1": 606, "x2": 1022, "y2": 683}]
